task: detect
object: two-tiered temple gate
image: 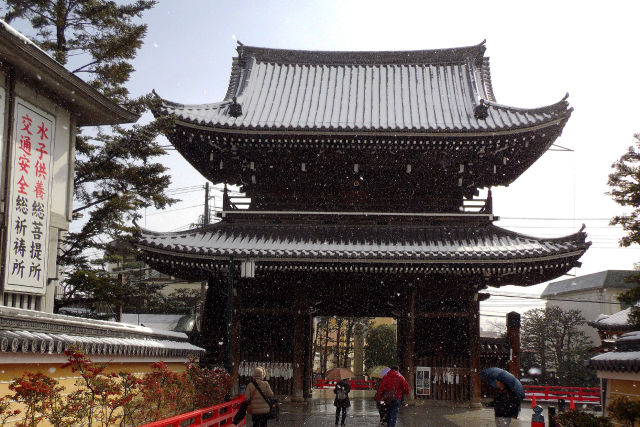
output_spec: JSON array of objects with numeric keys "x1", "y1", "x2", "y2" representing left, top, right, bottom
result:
[{"x1": 135, "y1": 41, "x2": 589, "y2": 405}]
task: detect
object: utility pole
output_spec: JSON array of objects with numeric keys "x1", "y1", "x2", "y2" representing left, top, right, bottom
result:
[{"x1": 203, "y1": 182, "x2": 210, "y2": 226}]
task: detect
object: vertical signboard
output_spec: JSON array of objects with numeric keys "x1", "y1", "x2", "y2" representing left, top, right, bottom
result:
[
  {"x1": 4, "y1": 98, "x2": 54, "y2": 294},
  {"x1": 415, "y1": 366, "x2": 431, "y2": 396}
]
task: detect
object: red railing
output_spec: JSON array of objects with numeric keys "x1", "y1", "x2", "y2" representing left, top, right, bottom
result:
[
  {"x1": 314, "y1": 379, "x2": 378, "y2": 390},
  {"x1": 523, "y1": 385, "x2": 601, "y2": 404},
  {"x1": 139, "y1": 396, "x2": 246, "y2": 427}
]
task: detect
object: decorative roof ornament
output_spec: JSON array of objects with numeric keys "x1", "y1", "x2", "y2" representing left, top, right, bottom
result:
[
  {"x1": 228, "y1": 96, "x2": 242, "y2": 117},
  {"x1": 474, "y1": 98, "x2": 489, "y2": 120}
]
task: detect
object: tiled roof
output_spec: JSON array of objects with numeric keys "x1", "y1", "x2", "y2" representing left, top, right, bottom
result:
[
  {"x1": 136, "y1": 221, "x2": 589, "y2": 263},
  {"x1": 541, "y1": 270, "x2": 637, "y2": 297},
  {"x1": 0, "y1": 330, "x2": 204, "y2": 358},
  {"x1": 0, "y1": 307, "x2": 204, "y2": 359},
  {"x1": 157, "y1": 42, "x2": 571, "y2": 133},
  {"x1": 589, "y1": 304, "x2": 638, "y2": 331},
  {"x1": 590, "y1": 332, "x2": 640, "y2": 372}
]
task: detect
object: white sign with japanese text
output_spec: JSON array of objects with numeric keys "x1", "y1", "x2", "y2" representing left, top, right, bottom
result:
[{"x1": 4, "y1": 98, "x2": 54, "y2": 294}]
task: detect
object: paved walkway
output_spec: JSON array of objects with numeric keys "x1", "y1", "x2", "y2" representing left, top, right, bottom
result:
[{"x1": 260, "y1": 391, "x2": 539, "y2": 426}]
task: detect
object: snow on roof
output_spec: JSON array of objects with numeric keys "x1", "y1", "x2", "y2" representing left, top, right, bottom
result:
[
  {"x1": 0, "y1": 19, "x2": 51, "y2": 58},
  {"x1": 120, "y1": 314, "x2": 186, "y2": 332},
  {"x1": 542, "y1": 270, "x2": 637, "y2": 297}
]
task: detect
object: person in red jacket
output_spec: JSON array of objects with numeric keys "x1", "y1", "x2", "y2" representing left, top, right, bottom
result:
[{"x1": 375, "y1": 366, "x2": 410, "y2": 427}]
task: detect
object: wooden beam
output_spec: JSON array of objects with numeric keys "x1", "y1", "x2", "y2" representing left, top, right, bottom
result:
[
  {"x1": 240, "y1": 307, "x2": 306, "y2": 316},
  {"x1": 415, "y1": 311, "x2": 470, "y2": 318}
]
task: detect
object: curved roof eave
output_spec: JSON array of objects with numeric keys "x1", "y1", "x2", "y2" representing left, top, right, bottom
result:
[{"x1": 132, "y1": 222, "x2": 590, "y2": 264}]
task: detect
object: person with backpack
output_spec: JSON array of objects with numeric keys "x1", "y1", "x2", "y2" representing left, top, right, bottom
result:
[
  {"x1": 244, "y1": 367, "x2": 274, "y2": 427},
  {"x1": 375, "y1": 366, "x2": 409, "y2": 427},
  {"x1": 333, "y1": 378, "x2": 351, "y2": 425}
]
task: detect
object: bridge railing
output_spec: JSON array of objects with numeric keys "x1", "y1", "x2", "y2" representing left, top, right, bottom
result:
[
  {"x1": 523, "y1": 385, "x2": 601, "y2": 404},
  {"x1": 139, "y1": 395, "x2": 246, "y2": 427},
  {"x1": 314, "y1": 379, "x2": 378, "y2": 390}
]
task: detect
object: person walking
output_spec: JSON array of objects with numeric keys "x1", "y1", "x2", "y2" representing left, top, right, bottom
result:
[
  {"x1": 333, "y1": 378, "x2": 351, "y2": 425},
  {"x1": 244, "y1": 366, "x2": 274, "y2": 427},
  {"x1": 488, "y1": 380, "x2": 521, "y2": 426},
  {"x1": 375, "y1": 366, "x2": 409, "y2": 427}
]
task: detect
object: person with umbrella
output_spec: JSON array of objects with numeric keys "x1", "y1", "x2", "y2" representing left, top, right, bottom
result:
[{"x1": 481, "y1": 367, "x2": 525, "y2": 427}]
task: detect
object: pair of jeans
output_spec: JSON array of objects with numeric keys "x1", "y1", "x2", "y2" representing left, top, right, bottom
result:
[
  {"x1": 386, "y1": 399, "x2": 401, "y2": 427},
  {"x1": 251, "y1": 413, "x2": 268, "y2": 427},
  {"x1": 335, "y1": 406, "x2": 346, "y2": 424}
]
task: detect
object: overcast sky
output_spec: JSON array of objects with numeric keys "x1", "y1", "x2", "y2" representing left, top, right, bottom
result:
[{"x1": 20, "y1": 1, "x2": 640, "y2": 324}]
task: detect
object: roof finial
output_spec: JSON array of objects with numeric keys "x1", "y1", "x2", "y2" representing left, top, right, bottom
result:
[
  {"x1": 474, "y1": 98, "x2": 489, "y2": 120},
  {"x1": 228, "y1": 96, "x2": 242, "y2": 118}
]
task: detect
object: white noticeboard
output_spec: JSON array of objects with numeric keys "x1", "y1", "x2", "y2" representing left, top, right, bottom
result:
[
  {"x1": 415, "y1": 367, "x2": 431, "y2": 396},
  {"x1": 4, "y1": 98, "x2": 55, "y2": 294}
]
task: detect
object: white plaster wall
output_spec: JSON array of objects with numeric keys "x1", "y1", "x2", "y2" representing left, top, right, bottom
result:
[{"x1": 546, "y1": 288, "x2": 627, "y2": 345}]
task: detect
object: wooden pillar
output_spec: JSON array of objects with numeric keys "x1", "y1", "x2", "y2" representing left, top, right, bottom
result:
[
  {"x1": 506, "y1": 311, "x2": 521, "y2": 379},
  {"x1": 200, "y1": 274, "x2": 226, "y2": 366},
  {"x1": 469, "y1": 293, "x2": 482, "y2": 408},
  {"x1": 396, "y1": 315, "x2": 405, "y2": 374},
  {"x1": 303, "y1": 314, "x2": 314, "y2": 399},
  {"x1": 292, "y1": 290, "x2": 305, "y2": 402},
  {"x1": 402, "y1": 288, "x2": 416, "y2": 401},
  {"x1": 230, "y1": 285, "x2": 242, "y2": 395}
]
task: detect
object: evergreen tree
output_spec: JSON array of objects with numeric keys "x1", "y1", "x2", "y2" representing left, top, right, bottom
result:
[
  {"x1": 608, "y1": 133, "x2": 640, "y2": 327},
  {"x1": 364, "y1": 324, "x2": 397, "y2": 372},
  {"x1": 3, "y1": 1, "x2": 176, "y2": 314},
  {"x1": 521, "y1": 306, "x2": 596, "y2": 386}
]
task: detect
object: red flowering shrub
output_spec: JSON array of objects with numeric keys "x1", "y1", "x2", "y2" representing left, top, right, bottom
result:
[
  {"x1": 9, "y1": 372, "x2": 62, "y2": 427},
  {"x1": 0, "y1": 396, "x2": 20, "y2": 426},
  {"x1": 0, "y1": 350, "x2": 232, "y2": 426}
]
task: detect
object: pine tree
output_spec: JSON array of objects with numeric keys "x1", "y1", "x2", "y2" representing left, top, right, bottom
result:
[
  {"x1": 3, "y1": 1, "x2": 176, "y2": 315},
  {"x1": 608, "y1": 133, "x2": 640, "y2": 327}
]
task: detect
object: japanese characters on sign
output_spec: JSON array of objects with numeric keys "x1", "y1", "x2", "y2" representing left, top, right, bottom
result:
[{"x1": 4, "y1": 99, "x2": 54, "y2": 294}]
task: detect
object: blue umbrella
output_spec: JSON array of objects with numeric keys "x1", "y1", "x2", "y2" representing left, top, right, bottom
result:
[{"x1": 480, "y1": 367, "x2": 525, "y2": 400}]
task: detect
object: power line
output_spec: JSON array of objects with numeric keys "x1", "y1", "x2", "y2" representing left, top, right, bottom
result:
[
  {"x1": 145, "y1": 203, "x2": 204, "y2": 216},
  {"x1": 488, "y1": 293, "x2": 623, "y2": 305}
]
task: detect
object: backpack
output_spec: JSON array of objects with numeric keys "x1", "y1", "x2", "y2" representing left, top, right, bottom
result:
[
  {"x1": 381, "y1": 376, "x2": 400, "y2": 404},
  {"x1": 336, "y1": 386, "x2": 347, "y2": 401}
]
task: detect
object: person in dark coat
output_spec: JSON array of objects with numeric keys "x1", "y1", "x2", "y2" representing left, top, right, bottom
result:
[
  {"x1": 487, "y1": 380, "x2": 521, "y2": 427},
  {"x1": 333, "y1": 378, "x2": 351, "y2": 425}
]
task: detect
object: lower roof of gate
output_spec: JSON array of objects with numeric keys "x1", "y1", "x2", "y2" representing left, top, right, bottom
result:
[{"x1": 135, "y1": 220, "x2": 589, "y2": 265}]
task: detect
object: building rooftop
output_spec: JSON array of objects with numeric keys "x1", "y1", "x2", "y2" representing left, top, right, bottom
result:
[
  {"x1": 541, "y1": 270, "x2": 637, "y2": 297},
  {"x1": 157, "y1": 41, "x2": 571, "y2": 134},
  {"x1": 135, "y1": 220, "x2": 589, "y2": 286}
]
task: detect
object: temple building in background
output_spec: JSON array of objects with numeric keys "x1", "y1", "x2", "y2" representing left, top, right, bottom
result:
[{"x1": 135, "y1": 41, "x2": 589, "y2": 404}]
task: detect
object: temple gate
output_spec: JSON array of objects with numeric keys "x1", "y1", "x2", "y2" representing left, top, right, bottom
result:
[{"x1": 135, "y1": 41, "x2": 589, "y2": 405}]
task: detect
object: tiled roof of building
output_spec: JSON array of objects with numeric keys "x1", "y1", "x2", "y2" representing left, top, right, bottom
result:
[
  {"x1": 541, "y1": 270, "x2": 637, "y2": 297},
  {"x1": 156, "y1": 41, "x2": 571, "y2": 133},
  {"x1": 136, "y1": 221, "x2": 589, "y2": 263},
  {"x1": 590, "y1": 331, "x2": 640, "y2": 372},
  {"x1": 0, "y1": 307, "x2": 204, "y2": 358},
  {"x1": 589, "y1": 304, "x2": 637, "y2": 332}
]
